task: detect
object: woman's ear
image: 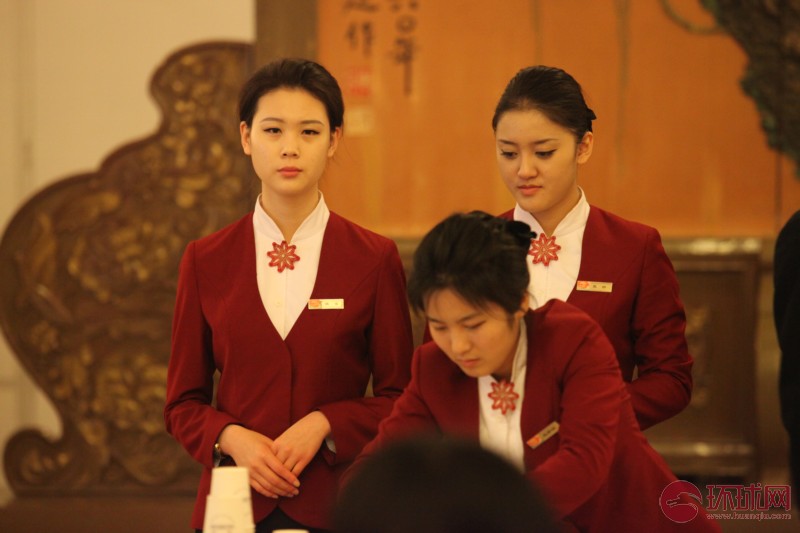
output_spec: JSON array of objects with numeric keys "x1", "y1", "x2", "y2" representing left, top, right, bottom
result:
[
  {"x1": 328, "y1": 126, "x2": 342, "y2": 158},
  {"x1": 240, "y1": 121, "x2": 252, "y2": 155},
  {"x1": 576, "y1": 131, "x2": 593, "y2": 164},
  {"x1": 517, "y1": 294, "x2": 530, "y2": 318}
]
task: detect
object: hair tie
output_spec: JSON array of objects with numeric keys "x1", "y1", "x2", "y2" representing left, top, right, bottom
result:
[
  {"x1": 466, "y1": 211, "x2": 537, "y2": 244},
  {"x1": 505, "y1": 220, "x2": 537, "y2": 246}
]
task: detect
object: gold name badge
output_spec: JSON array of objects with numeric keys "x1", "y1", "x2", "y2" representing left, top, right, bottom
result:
[
  {"x1": 308, "y1": 298, "x2": 344, "y2": 310},
  {"x1": 526, "y1": 421, "x2": 560, "y2": 450},
  {"x1": 576, "y1": 280, "x2": 613, "y2": 293}
]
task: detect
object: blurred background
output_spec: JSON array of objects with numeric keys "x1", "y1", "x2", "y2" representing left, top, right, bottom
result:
[{"x1": 0, "y1": 1, "x2": 797, "y2": 530}]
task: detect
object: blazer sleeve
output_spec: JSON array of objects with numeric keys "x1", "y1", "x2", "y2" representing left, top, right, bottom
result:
[
  {"x1": 529, "y1": 320, "x2": 623, "y2": 518},
  {"x1": 340, "y1": 346, "x2": 439, "y2": 485},
  {"x1": 628, "y1": 229, "x2": 693, "y2": 429},
  {"x1": 317, "y1": 240, "x2": 414, "y2": 464},
  {"x1": 163, "y1": 242, "x2": 241, "y2": 468}
]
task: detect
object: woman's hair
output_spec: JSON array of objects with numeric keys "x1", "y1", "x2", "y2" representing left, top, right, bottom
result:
[
  {"x1": 333, "y1": 435, "x2": 559, "y2": 533},
  {"x1": 491, "y1": 65, "x2": 596, "y2": 140},
  {"x1": 238, "y1": 58, "x2": 344, "y2": 130},
  {"x1": 407, "y1": 211, "x2": 533, "y2": 316}
]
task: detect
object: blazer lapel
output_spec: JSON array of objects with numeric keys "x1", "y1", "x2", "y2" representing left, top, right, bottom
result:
[
  {"x1": 285, "y1": 213, "x2": 376, "y2": 343},
  {"x1": 450, "y1": 372, "x2": 481, "y2": 439},
  {"x1": 520, "y1": 312, "x2": 563, "y2": 467},
  {"x1": 568, "y1": 208, "x2": 619, "y2": 317},
  {"x1": 304, "y1": 212, "x2": 347, "y2": 298},
  {"x1": 230, "y1": 216, "x2": 287, "y2": 345}
]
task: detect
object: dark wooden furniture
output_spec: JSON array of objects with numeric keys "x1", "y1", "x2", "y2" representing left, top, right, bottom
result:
[{"x1": 646, "y1": 239, "x2": 762, "y2": 481}]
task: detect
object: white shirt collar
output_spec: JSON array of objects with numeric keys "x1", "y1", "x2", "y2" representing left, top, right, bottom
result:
[
  {"x1": 253, "y1": 192, "x2": 330, "y2": 243},
  {"x1": 477, "y1": 319, "x2": 527, "y2": 389},
  {"x1": 478, "y1": 319, "x2": 528, "y2": 471},
  {"x1": 509, "y1": 318, "x2": 528, "y2": 385},
  {"x1": 513, "y1": 187, "x2": 590, "y2": 237}
]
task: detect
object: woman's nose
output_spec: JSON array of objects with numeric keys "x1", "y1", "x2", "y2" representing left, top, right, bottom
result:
[
  {"x1": 281, "y1": 136, "x2": 299, "y2": 157},
  {"x1": 450, "y1": 331, "x2": 471, "y2": 355},
  {"x1": 518, "y1": 154, "x2": 538, "y2": 178}
]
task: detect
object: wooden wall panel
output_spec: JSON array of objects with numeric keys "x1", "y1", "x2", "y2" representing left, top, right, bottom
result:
[{"x1": 315, "y1": 0, "x2": 800, "y2": 238}]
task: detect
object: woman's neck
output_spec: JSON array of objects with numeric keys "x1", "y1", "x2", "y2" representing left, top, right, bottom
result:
[
  {"x1": 492, "y1": 317, "x2": 523, "y2": 382},
  {"x1": 260, "y1": 190, "x2": 320, "y2": 242},
  {"x1": 533, "y1": 186, "x2": 581, "y2": 237}
]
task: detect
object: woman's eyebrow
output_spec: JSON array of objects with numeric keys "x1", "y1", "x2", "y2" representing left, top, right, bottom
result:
[
  {"x1": 427, "y1": 312, "x2": 482, "y2": 324},
  {"x1": 258, "y1": 117, "x2": 325, "y2": 125}
]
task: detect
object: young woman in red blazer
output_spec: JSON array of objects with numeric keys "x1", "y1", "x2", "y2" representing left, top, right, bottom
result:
[
  {"x1": 350, "y1": 212, "x2": 719, "y2": 532},
  {"x1": 164, "y1": 58, "x2": 414, "y2": 532},
  {"x1": 493, "y1": 66, "x2": 692, "y2": 429}
]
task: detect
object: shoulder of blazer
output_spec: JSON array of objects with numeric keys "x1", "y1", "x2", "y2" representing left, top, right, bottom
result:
[
  {"x1": 190, "y1": 212, "x2": 253, "y2": 259},
  {"x1": 527, "y1": 300, "x2": 610, "y2": 368},
  {"x1": 528, "y1": 300, "x2": 601, "y2": 343},
  {"x1": 414, "y1": 341, "x2": 463, "y2": 378},
  {"x1": 499, "y1": 205, "x2": 657, "y2": 243},
  {"x1": 326, "y1": 211, "x2": 397, "y2": 257},
  {"x1": 181, "y1": 213, "x2": 255, "y2": 288},
  {"x1": 587, "y1": 206, "x2": 659, "y2": 245}
]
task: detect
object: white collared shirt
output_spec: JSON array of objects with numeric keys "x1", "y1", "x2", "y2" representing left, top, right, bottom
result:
[
  {"x1": 514, "y1": 189, "x2": 590, "y2": 309},
  {"x1": 478, "y1": 320, "x2": 527, "y2": 471},
  {"x1": 253, "y1": 193, "x2": 330, "y2": 339}
]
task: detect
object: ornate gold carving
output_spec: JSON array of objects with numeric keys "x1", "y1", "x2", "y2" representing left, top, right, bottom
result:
[
  {"x1": 0, "y1": 42, "x2": 256, "y2": 495},
  {"x1": 700, "y1": 1, "x2": 800, "y2": 176},
  {"x1": 684, "y1": 304, "x2": 710, "y2": 408}
]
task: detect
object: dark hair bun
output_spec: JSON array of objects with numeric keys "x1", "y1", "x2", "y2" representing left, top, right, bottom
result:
[{"x1": 408, "y1": 211, "x2": 532, "y2": 315}]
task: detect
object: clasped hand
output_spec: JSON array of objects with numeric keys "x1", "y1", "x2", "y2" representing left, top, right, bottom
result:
[{"x1": 218, "y1": 411, "x2": 332, "y2": 499}]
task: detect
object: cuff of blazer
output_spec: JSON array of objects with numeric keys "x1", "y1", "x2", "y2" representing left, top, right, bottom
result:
[
  {"x1": 201, "y1": 415, "x2": 243, "y2": 468},
  {"x1": 321, "y1": 444, "x2": 337, "y2": 466}
]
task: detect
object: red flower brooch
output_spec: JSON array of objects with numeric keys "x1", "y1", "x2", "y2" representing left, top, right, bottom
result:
[
  {"x1": 529, "y1": 234, "x2": 561, "y2": 266},
  {"x1": 488, "y1": 380, "x2": 520, "y2": 415},
  {"x1": 267, "y1": 241, "x2": 300, "y2": 273}
]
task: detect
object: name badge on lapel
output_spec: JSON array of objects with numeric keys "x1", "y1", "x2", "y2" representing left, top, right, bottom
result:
[
  {"x1": 526, "y1": 421, "x2": 560, "y2": 449},
  {"x1": 308, "y1": 298, "x2": 344, "y2": 310},
  {"x1": 576, "y1": 280, "x2": 613, "y2": 293}
]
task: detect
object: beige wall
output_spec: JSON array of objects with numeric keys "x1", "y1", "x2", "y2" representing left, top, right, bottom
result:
[{"x1": 0, "y1": 0, "x2": 254, "y2": 503}]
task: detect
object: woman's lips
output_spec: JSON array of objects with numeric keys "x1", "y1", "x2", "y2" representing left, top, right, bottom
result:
[
  {"x1": 279, "y1": 167, "x2": 301, "y2": 177},
  {"x1": 519, "y1": 184, "x2": 541, "y2": 197}
]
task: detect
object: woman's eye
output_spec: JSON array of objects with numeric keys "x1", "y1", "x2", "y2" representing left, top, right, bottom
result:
[
  {"x1": 303, "y1": 129, "x2": 321, "y2": 136},
  {"x1": 499, "y1": 150, "x2": 516, "y2": 159},
  {"x1": 537, "y1": 150, "x2": 556, "y2": 159},
  {"x1": 464, "y1": 322, "x2": 484, "y2": 331},
  {"x1": 264, "y1": 127, "x2": 281, "y2": 134}
]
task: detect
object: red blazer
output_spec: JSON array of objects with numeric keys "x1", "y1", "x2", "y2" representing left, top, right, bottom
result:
[
  {"x1": 164, "y1": 212, "x2": 413, "y2": 529},
  {"x1": 355, "y1": 301, "x2": 718, "y2": 532},
  {"x1": 501, "y1": 206, "x2": 693, "y2": 429}
]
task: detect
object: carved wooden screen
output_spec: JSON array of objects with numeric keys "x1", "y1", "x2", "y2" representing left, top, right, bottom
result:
[{"x1": 0, "y1": 41, "x2": 256, "y2": 496}]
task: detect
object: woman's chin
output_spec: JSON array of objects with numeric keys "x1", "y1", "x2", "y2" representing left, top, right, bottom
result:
[{"x1": 458, "y1": 366, "x2": 489, "y2": 379}]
